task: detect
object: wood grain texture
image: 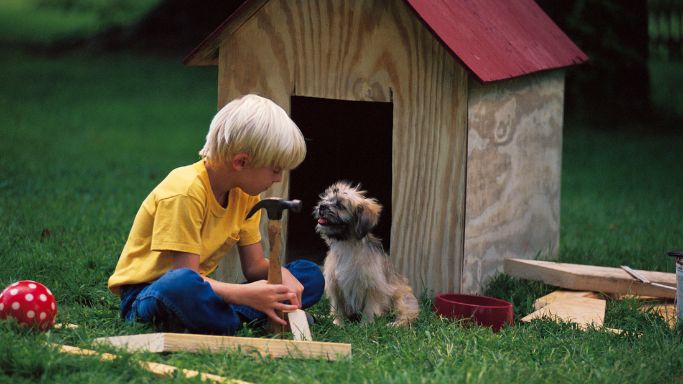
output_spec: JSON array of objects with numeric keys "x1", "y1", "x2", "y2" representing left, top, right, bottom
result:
[
  {"x1": 286, "y1": 309, "x2": 313, "y2": 341},
  {"x1": 214, "y1": 0, "x2": 468, "y2": 295},
  {"x1": 463, "y1": 71, "x2": 565, "y2": 293},
  {"x1": 641, "y1": 303, "x2": 677, "y2": 329},
  {"x1": 533, "y1": 290, "x2": 602, "y2": 311},
  {"x1": 504, "y1": 258, "x2": 677, "y2": 299},
  {"x1": 95, "y1": 332, "x2": 351, "y2": 360},
  {"x1": 521, "y1": 296, "x2": 606, "y2": 329}
]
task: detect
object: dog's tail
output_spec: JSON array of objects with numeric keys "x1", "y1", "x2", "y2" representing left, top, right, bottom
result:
[{"x1": 391, "y1": 284, "x2": 420, "y2": 326}]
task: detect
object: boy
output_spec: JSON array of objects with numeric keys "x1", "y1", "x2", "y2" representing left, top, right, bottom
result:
[{"x1": 108, "y1": 94, "x2": 324, "y2": 335}]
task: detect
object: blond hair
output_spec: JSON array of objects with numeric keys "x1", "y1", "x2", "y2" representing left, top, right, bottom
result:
[{"x1": 199, "y1": 94, "x2": 306, "y2": 169}]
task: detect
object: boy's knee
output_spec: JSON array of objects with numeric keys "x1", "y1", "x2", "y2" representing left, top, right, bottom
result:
[
  {"x1": 288, "y1": 259, "x2": 323, "y2": 280},
  {"x1": 286, "y1": 260, "x2": 324, "y2": 306},
  {"x1": 287, "y1": 259, "x2": 320, "y2": 273},
  {"x1": 129, "y1": 295, "x2": 162, "y2": 323}
]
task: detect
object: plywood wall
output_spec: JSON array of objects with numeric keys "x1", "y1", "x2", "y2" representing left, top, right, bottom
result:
[
  {"x1": 214, "y1": 0, "x2": 468, "y2": 295},
  {"x1": 463, "y1": 70, "x2": 565, "y2": 293}
]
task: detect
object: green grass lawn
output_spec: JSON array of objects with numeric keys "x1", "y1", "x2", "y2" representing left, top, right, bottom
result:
[
  {"x1": 650, "y1": 58, "x2": 683, "y2": 117},
  {"x1": 1, "y1": 48, "x2": 682, "y2": 383},
  {"x1": 559, "y1": 124, "x2": 683, "y2": 271}
]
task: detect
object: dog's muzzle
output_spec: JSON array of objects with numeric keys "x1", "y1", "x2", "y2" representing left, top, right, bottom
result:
[
  {"x1": 314, "y1": 205, "x2": 343, "y2": 228},
  {"x1": 315, "y1": 205, "x2": 334, "y2": 225},
  {"x1": 315, "y1": 205, "x2": 329, "y2": 224}
]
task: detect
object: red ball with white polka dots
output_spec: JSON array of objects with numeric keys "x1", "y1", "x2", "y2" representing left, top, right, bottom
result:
[{"x1": 0, "y1": 280, "x2": 57, "y2": 330}]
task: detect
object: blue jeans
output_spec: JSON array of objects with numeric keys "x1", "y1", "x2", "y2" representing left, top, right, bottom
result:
[{"x1": 118, "y1": 260, "x2": 324, "y2": 335}]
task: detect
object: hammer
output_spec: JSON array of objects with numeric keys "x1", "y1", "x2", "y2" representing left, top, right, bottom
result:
[{"x1": 245, "y1": 198, "x2": 311, "y2": 339}]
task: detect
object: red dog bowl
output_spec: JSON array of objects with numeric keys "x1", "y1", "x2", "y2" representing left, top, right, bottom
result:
[{"x1": 433, "y1": 293, "x2": 513, "y2": 332}]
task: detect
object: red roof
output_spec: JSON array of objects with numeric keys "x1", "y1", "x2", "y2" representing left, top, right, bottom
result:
[
  {"x1": 405, "y1": 0, "x2": 587, "y2": 82},
  {"x1": 185, "y1": 0, "x2": 587, "y2": 83}
]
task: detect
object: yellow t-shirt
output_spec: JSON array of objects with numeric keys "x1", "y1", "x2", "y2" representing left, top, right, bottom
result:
[{"x1": 107, "y1": 160, "x2": 262, "y2": 295}]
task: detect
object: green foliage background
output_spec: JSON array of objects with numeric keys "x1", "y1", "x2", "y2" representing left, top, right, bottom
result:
[{"x1": 0, "y1": 0, "x2": 157, "y2": 45}]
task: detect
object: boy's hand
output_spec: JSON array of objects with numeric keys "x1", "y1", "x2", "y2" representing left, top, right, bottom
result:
[
  {"x1": 281, "y1": 268, "x2": 303, "y2": 308},
  {"x1": 238, "y1": 280, "x2": 298, "y2": 325}
]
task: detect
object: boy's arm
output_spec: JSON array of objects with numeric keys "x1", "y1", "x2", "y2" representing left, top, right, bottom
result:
[
  {"x1": 236, "y1": 243, "x2": 269, "y2": 281},
  {"x1": 164, "y1": 251, "x2": 297, "y2": 324},
  {"x1": 171, "y1": 251, "x2": 200, "y2": 270}
]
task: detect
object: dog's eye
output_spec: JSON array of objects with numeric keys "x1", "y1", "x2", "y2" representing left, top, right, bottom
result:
[{"x1": 334, "y1": 201, "x2": 343, "y2": 209}]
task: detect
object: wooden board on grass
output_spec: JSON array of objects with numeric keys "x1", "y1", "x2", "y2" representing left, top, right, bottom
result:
[
  {"x1": 94, "y1": 333, "x2": 351, "y2": 360},
  {"x1": 533, "y1": 290, "x2": 602, "y2": 311},
  {"x1": 504, "y1": 258, "x2": 676, "y2": 299},
  {"x1": 641, "y1": 303, "x2": 678, "y2": 329},
  {"x1": 522, "y1": 296, "x2": 606, "y2": 329}
]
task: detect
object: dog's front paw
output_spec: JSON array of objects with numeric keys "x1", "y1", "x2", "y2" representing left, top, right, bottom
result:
[
  {"x1": 389, "y1": 317, "x2": 413, "y2": 327},
  {"x1": 333, "y1": 317, "x2": 344, "y2": 326}
]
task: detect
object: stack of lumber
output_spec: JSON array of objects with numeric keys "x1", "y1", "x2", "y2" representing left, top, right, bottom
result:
[{"x1": 504, "y1": 258, "x2": 677, "y2": 330}]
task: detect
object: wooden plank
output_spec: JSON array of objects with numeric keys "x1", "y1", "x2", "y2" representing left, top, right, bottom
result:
[
  {"x1": 640, "y1": 303, "x2": 678, "y2": 329},
  {"x1": 286, "y1": 309, "x2": 312, "y2": 341},
  {"x1": 504, "y1": 258, "x2": 676, "y2": 299},
  {"x1": 53, "y1": 323, "x2": 79, "y2": 329},
  {"x1": 94, "y1": 333, "x2": 351, "y2": 360},
  {"x1": 533, "y1": 290, "x2": 602, "y2": 311},
  {"x1": 56, "y1": 344, "x2": 247, "y2": 383},
  {"x1": 607, "y1": 292, "x2": 662, "y2": 300},
  {"x1": 621, "y1": 265, "x2": 677, "y2": 291},
  {"x1": 521, "y1": 296, "x2": 606, "y2": 329}
]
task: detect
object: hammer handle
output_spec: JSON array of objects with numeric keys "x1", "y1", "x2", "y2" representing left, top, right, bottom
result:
[
  {"x1": 267, "y1": 220, "x2": 283, "y2": 284},
  {"x1": 266, "y1": 220, "x2": 285, "y2": 335}
]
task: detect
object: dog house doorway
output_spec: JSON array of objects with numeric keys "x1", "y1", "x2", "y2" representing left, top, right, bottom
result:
[{"x1": 286, "y1": 96, "x2": 393, "y2": 264}]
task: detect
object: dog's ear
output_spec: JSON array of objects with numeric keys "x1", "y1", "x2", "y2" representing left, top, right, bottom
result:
[{"x1": 354, "y1": 199, "x2": 382, "y2": 238}]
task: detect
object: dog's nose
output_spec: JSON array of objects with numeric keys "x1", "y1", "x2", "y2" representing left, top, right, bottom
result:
[{"x1": 318, "y1": 204, "x2": 329, "y2": 214}]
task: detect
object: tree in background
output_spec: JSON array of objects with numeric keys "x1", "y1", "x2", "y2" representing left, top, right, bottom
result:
[
  {"x1": 537, "y1": 0, "x2": 652, "y2": 123},
  {"x1": 132, "y1": 0, "x2": 654, "y2": 123},
  {"x1": 24, "y1": 0, "x2": 655, "y2": 123},
  {"x1": 109, "y1": 0, "x2": 245, "y2": 53},
  {"x1": 19, "y1": 0, "x2": 245, "y2": 54}
]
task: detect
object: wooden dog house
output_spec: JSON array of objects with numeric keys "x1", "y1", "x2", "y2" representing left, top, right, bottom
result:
[{"x1": 184, "y1": 0, "x2": 587, "y2": 294}]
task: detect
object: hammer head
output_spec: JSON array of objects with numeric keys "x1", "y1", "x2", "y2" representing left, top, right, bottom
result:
[{"x1": 246, "y1": 198, "x2": 302, "y2": 220}]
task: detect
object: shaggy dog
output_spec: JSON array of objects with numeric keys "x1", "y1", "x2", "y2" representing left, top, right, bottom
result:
[{"x1": 313, "y1": 181, "x2": 419, "y2": 326}]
